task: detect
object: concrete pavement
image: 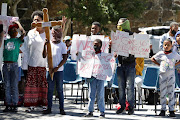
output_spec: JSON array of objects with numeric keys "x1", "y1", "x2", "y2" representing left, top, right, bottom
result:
[{"x1": 0, "y1": 58, "x2": 180, "y2": 120}]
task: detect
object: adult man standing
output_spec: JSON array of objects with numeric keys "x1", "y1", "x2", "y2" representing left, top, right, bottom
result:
[
  {"x1": 116, "y1": 18, "x2": 135, "y2": 115},
  {"x1": 91, "y1": 22, "x2": 101, "y2": 35},
  {"x1": 159, "y1": 22, "x2": 179, "y2": 50}
]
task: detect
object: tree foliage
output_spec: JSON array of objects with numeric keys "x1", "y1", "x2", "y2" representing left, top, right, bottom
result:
[{"x1": 60, "y1": 0, "x2": 148, "y2": 26}]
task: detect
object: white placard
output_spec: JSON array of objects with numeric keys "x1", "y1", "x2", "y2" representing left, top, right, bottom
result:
[
  {"x1": 111, "y1": 30, "x2": 150, "y2": 58},
  {"x1": 70, "y1": 34, "x2": 109, "y2": 60},
  {"x1": 78, "y1": 50, "x2": 116, "y2": 81}
]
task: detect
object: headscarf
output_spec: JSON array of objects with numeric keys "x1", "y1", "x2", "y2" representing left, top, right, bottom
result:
[
  {"x1": 117, "y1": 20, "x2": 131, "y2": 31},
  {"x1": 175, "y1": 31, "x2": 180, "y2": 40}
]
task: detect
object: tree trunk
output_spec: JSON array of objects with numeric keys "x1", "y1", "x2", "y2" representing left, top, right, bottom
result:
[
  {"x1": 63, "y1": 18, "x2": 71, "y2": 39},
  {"x1": 9, "y1": 0, "x2": 21, "y2": 17}
]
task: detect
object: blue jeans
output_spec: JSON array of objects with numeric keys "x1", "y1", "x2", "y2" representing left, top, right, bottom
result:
[
  {"x1": 117, "y1": 65, "x2": 135, "y2": 108},
  {"x1": 3, "y1": 62, "x2": 19, "y2": 106},
  {"x1": 88, "y1": 77, "x2": 105, "y2": 113},
  {"x1": 46, "y1": 71, "x2": 64, "y2": 109}
]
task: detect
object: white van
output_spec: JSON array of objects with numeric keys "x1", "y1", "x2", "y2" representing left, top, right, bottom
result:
[{"x1": 138, "y1": 26, "x2": 180, "y2": 53}]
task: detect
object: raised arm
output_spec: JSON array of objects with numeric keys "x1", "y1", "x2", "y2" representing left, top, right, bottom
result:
[{"x1": 14, "y1": 21, "x2": 26, "y2": 41}]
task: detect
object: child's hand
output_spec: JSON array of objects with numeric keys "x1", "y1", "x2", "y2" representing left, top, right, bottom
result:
[
  {"x1": 109, "y1": 40, "x2": 112, "y2": 48},
  {"x1": 172, "y1": 41, "x2": 176, "y2": 45},
  {"x1": 62, "y1": 16, "x2": 67, "y2": 25},
  {"x1": 76, "y1": 52, "x2": 78, "y2": 56},
  {"x1": 45, "y1": 38, "x2": 49, "y2": 45},
  {"x1": 50, "y1": 67, "x2": 58, "y2": 74},
  {"x1": 114, "y1": 52, "x2": 117, "y2": 58}
]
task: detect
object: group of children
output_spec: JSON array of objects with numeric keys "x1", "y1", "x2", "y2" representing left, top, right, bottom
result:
[{"x1": 1, "y1": 11, "x2": 180, "y2": 118}]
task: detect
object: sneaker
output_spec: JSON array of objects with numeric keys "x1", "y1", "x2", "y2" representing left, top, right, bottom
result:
[
  {"x1": 60, "y1": 109, "x2": 66, "y2": 115},
  {"x1": 3, "y1": 106, "x2": 11, "y2": 112},
  {"x1": 99, "y1": 112, "x2": 105, "y2": 118},
  {"x1": 84, "y1": 112, "x2": 93, "y2": 117},
  {"x1": 159, "y1": 110, "x2": 165, "y2": 116},
  {"x1": 25, "y1": 107, "x2": 34, "y2": 113},
  {"x1": 11, "y1": 106, "x2": 18, "y2": 112},
  {"x1": 169, "y1": 111, "x2": 176, "y2": 117},
  {"x1": 128, "y1": 106, "x2": 134, "y2": 115},
  {"x1": 116, "y1": 107, "x2": 125, "y2": 114},
  {"x1": 43, "y1": 108, "x2": 52, "y2": 114}
]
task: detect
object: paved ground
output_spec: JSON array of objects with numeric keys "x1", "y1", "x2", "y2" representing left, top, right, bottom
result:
[
  {"x1": 0, "y1": 93, "x2": 180, "y2": 120},
  {"x1": 0, "y1": 58, "x2": 180, "y2": 120}
]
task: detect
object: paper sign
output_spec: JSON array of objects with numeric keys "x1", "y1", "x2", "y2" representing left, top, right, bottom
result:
[
  {"x1": 111, "y1": 30, "x2": 129, "y2": 57},
  {"x1": 78, "y1": 51, "x2": 94, "y2": 78},
  {"x1": 111, "y1": 30, "x2": 150, "y2": 58},
  {"x1": 133, "y1": 34, "x2": 150, "y2": 58},
  {"x1": 78, "y1": 50, "x2": 116, "y2": 81},
  {"x1": 70, "y1": 34, "x2": 110, "y2": 60}
]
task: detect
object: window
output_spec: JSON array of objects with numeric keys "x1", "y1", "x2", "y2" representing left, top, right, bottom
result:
[{"x1": 146, "y1": 29, "x2": 169, "y2": 36}]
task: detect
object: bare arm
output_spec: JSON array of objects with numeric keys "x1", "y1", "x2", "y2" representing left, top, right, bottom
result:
[
  {"x1": 175, "y1": 61, "x2": 180, "y2": 66},
  {"x1": 151, "y1": 57, "x2": 160, "y2": 66},
  {"x1": 14, "y1": 21, "x2": 26, "y2": 41},
  {"x1": 61, "y1": 16, "x2": 67, "y2": 33},
  {"x1": 42, "y1": 39, "x2": 49, "y2": 58},
  {"x1": 51, "y1": 54, "x2": 68, "y2": 73}
]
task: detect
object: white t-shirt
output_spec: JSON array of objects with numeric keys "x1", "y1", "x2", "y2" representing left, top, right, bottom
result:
[
  {"x1": 23, "y1": 29, "x2": 50, "y2": 67},
  {"x1": 46, "y1": 41, "x2": 67, "y2": 71},
  {"x1": 153, "y1": 51, "x2": 180, "y2": 73},
  {"x1": 20, "y1": 36, "x2": 28, "y2": 70}
]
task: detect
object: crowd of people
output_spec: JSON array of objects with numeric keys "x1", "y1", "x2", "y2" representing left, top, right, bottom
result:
[{"x1": 0, "y1": 9, "x2": 180, "y2": 118}]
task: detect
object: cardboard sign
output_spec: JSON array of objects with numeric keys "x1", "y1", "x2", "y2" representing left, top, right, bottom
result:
[
  {"x1": 70, "y1": 34, "x2": 109, "y2": 60},
  {"x1": 111, "y1": 30, "x2": 150, "y2": 58},
  {"x1": 78, "y1": 50, "x2": 116, "y2": 81}
]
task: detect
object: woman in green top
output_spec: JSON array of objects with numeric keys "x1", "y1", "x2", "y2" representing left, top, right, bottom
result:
[{"x1": 2, "y1": 21, "x2": 25, "y2": 112}]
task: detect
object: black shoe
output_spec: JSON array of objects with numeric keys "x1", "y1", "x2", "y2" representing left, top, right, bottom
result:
[
  {"x1": 11, "y1": 106, "x2": 18, "y2": 112},
  {"x1": 43, "y1": 108, "x2": 52, "y2": 114},
  {"x1": 159, "y1": 110, "x2": 165, "y2": 116},
  {"x1": 128, "y1": 106, "x2": 134, "y2": 115},
  {"x1": 169, "y1": 111, "x2": 176, "y2": 117},
  {"x1": 84, "y1": 112, "x2": 93, "y2": 117},
  {"x1": 60, "y1": 109, "x2": 66, "y2": 115},
  {"x1": 3, "y1": 106, "x2": 11, "y2": 112},
  {"x1": 99, "y1": 112, "x2": 105, "y2": 118},
  {"x1": 116, "y1": 107, "x2": 125, "y2": 114}
]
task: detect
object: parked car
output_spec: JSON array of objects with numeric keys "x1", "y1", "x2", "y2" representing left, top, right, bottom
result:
[{"x1": 138, "y1": 26, "x2": 180, "y2": 53}]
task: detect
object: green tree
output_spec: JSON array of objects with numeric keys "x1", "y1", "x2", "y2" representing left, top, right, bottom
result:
[{"x1": 60, "y1": 0, "x2": 148, "y2": 27}]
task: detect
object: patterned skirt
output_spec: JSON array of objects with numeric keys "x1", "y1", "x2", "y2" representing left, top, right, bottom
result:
[{"x1": 24, "y1": 66, "x2": 48, "y2": 107}]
